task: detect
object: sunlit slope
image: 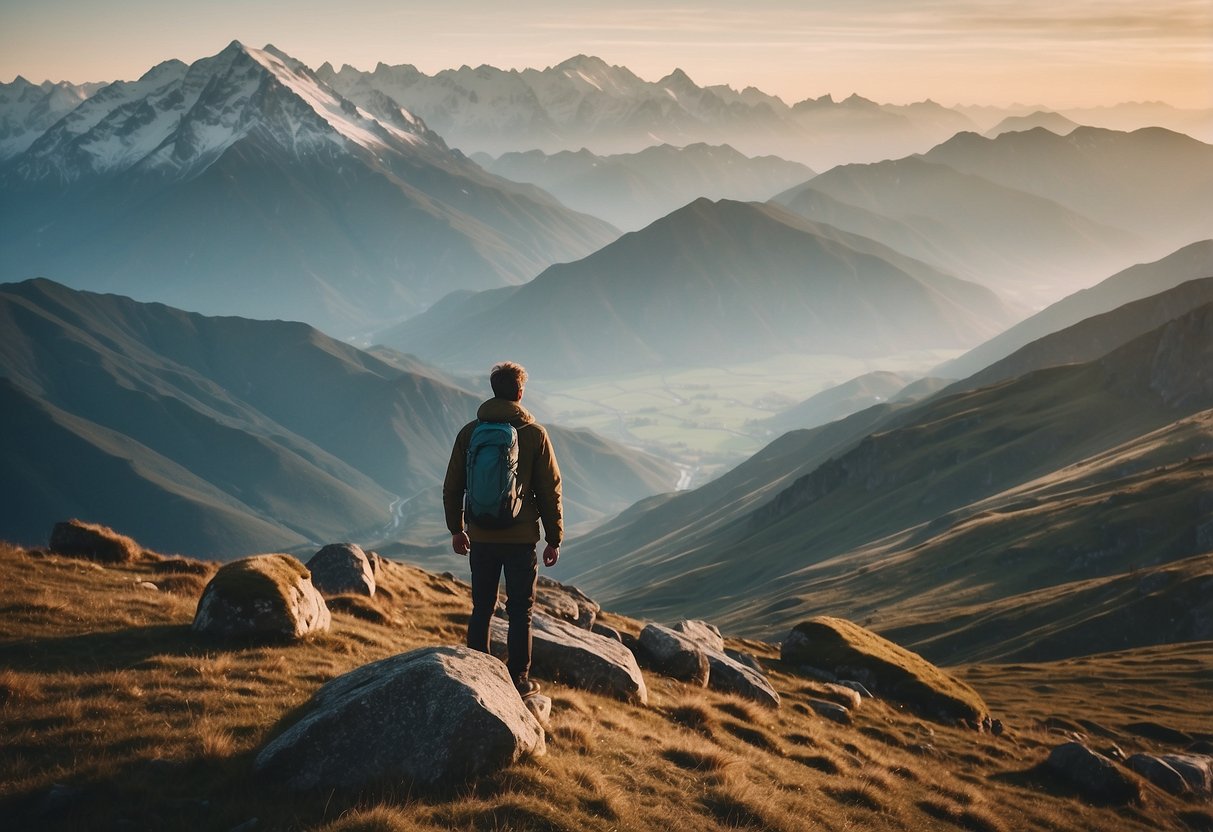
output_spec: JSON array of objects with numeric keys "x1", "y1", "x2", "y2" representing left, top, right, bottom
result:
[
  {"x1": 0, "y1": 280, "x2": 676, "y2": 557},
  {"x1": 567, "y1": 303, "x2": 1213, "y2": 659},
  {"x1": 381, "y1": 198, "x2": 1014, "y2": 376},
  {"x1": 938, "y1": 240, "x2": 1213, "y2": 380}
]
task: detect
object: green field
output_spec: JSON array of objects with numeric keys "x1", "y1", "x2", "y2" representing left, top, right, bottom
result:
[{"x1": 530, "y1": 350, "x2": 960, "y2": 484}]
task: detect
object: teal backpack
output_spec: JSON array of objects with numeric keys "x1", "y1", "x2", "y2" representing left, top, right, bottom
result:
[{"x1": 465, "y1": 421, "x2": 523, "y2": 528}]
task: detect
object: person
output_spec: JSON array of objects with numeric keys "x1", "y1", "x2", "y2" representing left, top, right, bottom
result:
[{"x1": 443, "y1": 361, "x2": 562, "y2": 697}]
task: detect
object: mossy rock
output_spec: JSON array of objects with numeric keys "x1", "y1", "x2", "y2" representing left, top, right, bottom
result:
[
  {"x1": 193, "y1": 554, "x2": 329, "y2": 641},
  {"x1": 48, "y1": 519, "x2": 142, "y2": 564},
  {"x1": 782, "y1": 616, "x2": 989, "y2": 726}
]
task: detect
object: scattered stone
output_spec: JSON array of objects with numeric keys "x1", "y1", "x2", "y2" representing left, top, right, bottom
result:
[
  {"x1": 808, "y1": 698, "x2": 852, "y2": 725},
  {"x1": 1161, "y1": 754, "x2": 1213, "y2": 794},
  {"x1": 991, "y1": 718, "x2": 1004, "y2": 737},
  {"x1": 838, "y1": 680, "x2": 874, "y2": 699},
  {"x1": 491, "y1": 613, "x2": 648, "y2": 705},
  {"x1": 782, "y1": 617, "x2": 989, "y2": 725},
  {"x1": 1127, "y1": 753, "x2": 1190, "y2": 795},
  {"x1": 254, "y1": 646, "x2": 544, "y2": 790},
  {"x1": 639, "y1": 624, "x2": 709, "y2": 686},
  {"x1": 725, "y1": 648, "x2": 764, "y2": 673},
  {"x1": 673, "y1": 619, "x2": 725, "y2": 652},
  {"x1": 1124, "y1": 721, "x2": 1193, "y2": 745},
  {"x1": 365, "y1": 550, "x2": 382, "y2": 577},
  {"x1": 536, "y1": 576, "x2": 600, "y2": 629},
  {"x1": 48, "y1": 519, "x2": 141, "y2": 564},
  {"x1": 306, "y1": 543, "x2": 375, "y2": 597},
  {"x1": 193, "y1": 554, "x2": 330, "y2": 641},
  {"x1": 591, "y1": 622, "x2": 622, "y2": 642},
  {"x1": 1044, "y1": 742, "x2": 1142, "y2": 804},
  {"x1": 136, "y1": 581, "x2": 159, "y2": 591},
  {"x1": 820, "y1": 683, "x2": 862, "y2": 710},
  {"x1": 524, "y1": 694, "x2": 552, "y2": 728}
]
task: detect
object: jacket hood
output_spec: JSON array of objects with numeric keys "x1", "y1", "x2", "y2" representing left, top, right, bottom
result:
[{"x1": 477, "y1": 398, "x2": 535, "y2": 427}]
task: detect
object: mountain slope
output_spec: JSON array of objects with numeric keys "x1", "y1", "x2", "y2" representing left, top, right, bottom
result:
[
  {"x1": 937, "y1": 240, "x2": 1213, "y2": 380},
  {"x1": 474, "y1": 143, "x2": 814, "y2": 230},
  {"x1": 380, "y1": 198, "x2": 1014, "y2": 377},
  {"x1": 775, "y1": 156, "x2": 1144, "y2": 304},
  {"x1": 0, "y1": 76, "x2": 103, "y2": 160},
  {"x1": 0, "y1": 279, "x2": 675, "y2": 557},
  {"x1": 0, "y1": 42, "x2": 618, "y2": 334},
  {"x1": 564, "y1": 302, "x2": 1213, "y2": 660}
]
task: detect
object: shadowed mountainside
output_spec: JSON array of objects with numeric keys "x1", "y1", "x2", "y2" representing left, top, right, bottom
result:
[{"x1": 0, "y1": 279, "x2": 676, "y2": 557}]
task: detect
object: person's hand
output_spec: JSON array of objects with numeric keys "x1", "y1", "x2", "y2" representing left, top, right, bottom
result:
[
  {"x1": 452, "y1": 531, "x2": 470, "y2": 555},
  {"x1": 542, "y1": 544, "x2": 560, "y2": 567}
]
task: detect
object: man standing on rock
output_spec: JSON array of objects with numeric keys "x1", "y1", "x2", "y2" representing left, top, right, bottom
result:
[{"x1": 443, "y1": 361, "x2": 562, "y2": 698}]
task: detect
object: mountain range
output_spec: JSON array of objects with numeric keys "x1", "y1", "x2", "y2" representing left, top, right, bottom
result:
[
  {"x1": 560, "y1": 263, "x2": 1213, "y2": 663},
  {"x1": 0, "y1": 42, "x2": 617, "y2": 335},
  {"x1": 0, "y1": 279, "x2": 676, "y2": 559},
  {"x1": 379, "y1": 198, "x2": 1015, "y2": 377},
  {"x1": 472, "y1": 143, "x2": 814, "y2": 231}
]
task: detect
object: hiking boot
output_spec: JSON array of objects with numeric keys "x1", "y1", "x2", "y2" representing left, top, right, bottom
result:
[{"x1": 515, "y1": 678, "x2": 541, "y2": 698}]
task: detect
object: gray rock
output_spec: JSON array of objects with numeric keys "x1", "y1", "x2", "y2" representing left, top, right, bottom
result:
[
  {"x1": 673, "y1": 619, "x2": 725, "y2": 652},
  {"x1": 808, "y1": 698, "x2": 852, "y2": 725},
  {"x1": 307, "y1": 543, "x2": 375, "y2": 597},
  {"x1": 639, "y1": 623, "x2": 709, "y2": 686},
  {"x1": 1127, "y1": 753, "x2": 1189, "y2": 795},
  {"x1": 1045, "y1": 742, "x2": 1142, "y2": 804},
  {"x1": 822, "y1": 683, "x2": 862, "y2": 710},
  {"x1": 703, "y1": 649, "x2": 780, "y2": 710},
  {"x1": 491, "y1": 613, "x2": 648, "y2": 705},
  {"x1": 1160, "y1": 753, "x2": 1213, "y2": 794},
  {"x1": 838, "y1": 680, "x2": 874, "y2": 699},
  {"x1": 365, "y1": 550, "x2": 383, "y2": 577},
  {"x1": 536, "y1": 576, "x2": 600, "y2": 629},
  {"x1": 193, "y1": 555, "x2": 330, "y2": 641},
  {"x1": 725, "y1": 648, "x2": 764, "y2": 673},
  {"x1": 591, "y1": 622, "x2": 622, "y2": 642},
  {"x1": 524, "y1": 694, "x2": 552, "y2": 728},
  {"x1": 254, "y1": 646, "x2": 544, "y2": 790}
]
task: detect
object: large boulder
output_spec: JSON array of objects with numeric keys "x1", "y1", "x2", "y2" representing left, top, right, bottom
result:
[
  {"x1": 491, "y1": 613, "x2": 648, "y2": 705},
  {"x1": 1161, "y1": 753, "x2": 1213, "y2": 794},
  {"x1": 639, "y1": 624, "x2": 709, "y2": 686},
  {"x1": 672, "y1": 619, "x2": 779, "y2": 710},
  {"x1": 307, "y1": 543, "x2": 375, "y2": 597},
  {"x1": 1045, "y1": 742, "x2": 1142, "y2": 804},
  {"x1": 193, "y1": 554, "x2": 330, "y2": 640},
  {"x1": 782, "y1": 617, "x2": 988, "y2": 725},
  {"x1": 49, "y1": 519, "x2": 141, "y2": 564},
  {"x1": 535, "y1": 576, "x2": 600, "y2": 629},
  {"x1": 255, "y1": 646, "x2": 544, "y2": 790},
  {"x1": 1127, "y1": 753, "x2": 1190, "y2": 795}
]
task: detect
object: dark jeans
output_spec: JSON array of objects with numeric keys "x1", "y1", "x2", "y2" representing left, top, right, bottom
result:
[{"x1": 467, "y1": 541, "x2": 538, "y2": 683}]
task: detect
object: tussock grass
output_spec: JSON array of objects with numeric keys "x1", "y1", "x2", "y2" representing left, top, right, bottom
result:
[{"x1": 0, "y1": 543, "x2": 1207, "y2": 831}]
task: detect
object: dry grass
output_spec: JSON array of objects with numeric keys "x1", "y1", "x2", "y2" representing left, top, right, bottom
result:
[{"x1": 0, "y1": 542, "x2": 1208, "y2": 831}]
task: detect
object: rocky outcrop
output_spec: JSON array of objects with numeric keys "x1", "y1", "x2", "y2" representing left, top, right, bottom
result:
[
  {"x1": 535, "y1": 576, "x2": 600, "y2": 629},
  {"x1": 491, "y1": 613, "x2": 648, "y2": 705},
  {"x1": 1045, "y1": 742, "x2": 1142, "y2": 804},
  {"x1": 254, "y1": 646, "x2": 544, "y2": 790},
  {"x1": 639, "y1": 624, "x2": 709, "y2": 685},
  {"x1": 192, "y1": 554, "x2": 330, "y2": 640},
  {"x1": 782, "y1": 616, "x2": 987, "y2": 725},
  {"x1": 808, "y1": 698, "x2": 852, "y2": 725},
  {"x1": 48, "y1": 519, "x2": 141, "y2": 564},
  {"x1": 673, "y1": 619, "x2": 780, "y2": 709},
  {"x1": 307, "y1": 543, "x2": 375, "y2": 597},
  {"x1": 1127, "y1": 753, "x2": 1189, "y2": 795},
  {"x1": 1160, "y1": 753, "x2": 1213, "y2": 794}
]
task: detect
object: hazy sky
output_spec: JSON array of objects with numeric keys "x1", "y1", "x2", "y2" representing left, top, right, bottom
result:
[{"x1": 2, "y1": 0, "x2": 1210, "y2": 108}]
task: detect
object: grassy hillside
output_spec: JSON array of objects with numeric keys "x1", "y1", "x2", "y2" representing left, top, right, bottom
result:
[{"x1": 2, "y1": 541, "x2": 1209, "y2": 831}]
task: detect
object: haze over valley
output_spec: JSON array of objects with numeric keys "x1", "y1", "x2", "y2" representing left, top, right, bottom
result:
[{"x1": 3, "y1": 6, "x2": 1213, "y2": 829}]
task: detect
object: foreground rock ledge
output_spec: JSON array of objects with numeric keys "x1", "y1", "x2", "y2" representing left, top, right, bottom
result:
[
  {"x1": 254, "y1": 646, "x2": 545, "y2": 790},
  {"x1": 782, "y1": 616, "x2": 988, "y2": 725}
]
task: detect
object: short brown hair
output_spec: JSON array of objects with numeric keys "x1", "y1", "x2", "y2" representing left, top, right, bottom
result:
[{"x1": 490, "y1": 362, "x2": 528, "y2": 400}]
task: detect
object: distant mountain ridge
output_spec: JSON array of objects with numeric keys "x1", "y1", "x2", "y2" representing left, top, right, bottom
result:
[
  {"x1": 473, "y1": 143, "x2": 814, "y2": 230},
  {"x1": 0, "y1": 279, "x2": 676, "y2": 559},
  {"x1": 379, "y1": 198, "x2": 1015, "y2": 377},
  {"x1": 0, "y1": 42, "x2": 618, "y2": 335}
]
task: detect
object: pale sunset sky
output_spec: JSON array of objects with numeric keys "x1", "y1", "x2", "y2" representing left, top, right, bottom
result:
[{"x1": 1, "y1": 0, "x2": 1210, "y2": 108}]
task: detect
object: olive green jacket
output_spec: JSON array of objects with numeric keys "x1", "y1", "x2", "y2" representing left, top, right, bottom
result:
[{"x1": 443, "y1": 399, "x2": 563, "y2": 546}]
